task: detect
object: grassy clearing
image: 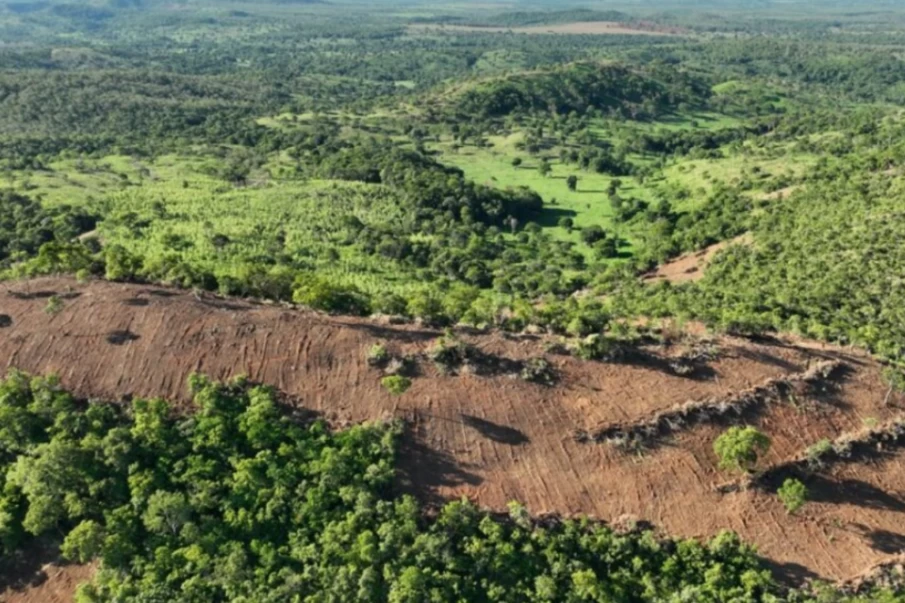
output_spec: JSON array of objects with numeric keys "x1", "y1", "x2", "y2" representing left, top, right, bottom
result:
[{"x1": 433, "y1": 139, "x2": 642, "y2": 256}]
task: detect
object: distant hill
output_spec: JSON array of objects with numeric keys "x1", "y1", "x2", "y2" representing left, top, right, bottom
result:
[
  {"x1": 410, "y1": 8, "x2": 631, "y2": 28},
  {"x1": 442, "y1": 62, "x2": 710, "y2": 120}
]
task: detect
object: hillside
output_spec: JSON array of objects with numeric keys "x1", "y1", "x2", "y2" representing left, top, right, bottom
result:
[
  {"x1": 1, "y1": 276, "x2": 904, "y2": 598},
  {"x1": 442, "y1": 62, "x2": 710, "y2": 120}
]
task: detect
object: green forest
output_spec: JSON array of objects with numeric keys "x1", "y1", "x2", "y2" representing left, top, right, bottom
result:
[{"x1": 3, "y1": 0, "x2": 905, "y2": 599}]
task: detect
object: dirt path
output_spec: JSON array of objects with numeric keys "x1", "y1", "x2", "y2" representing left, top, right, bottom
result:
[{"x1": 1, "y1": 277, "x2": 903, "y2": 598}]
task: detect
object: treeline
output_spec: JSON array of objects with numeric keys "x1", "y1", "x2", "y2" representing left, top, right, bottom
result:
[
  {"x1": 413, "y1": 8, "x2": 633, "y2": 28},
  {"x1": 0, "y1": 371, "x2": 894, "y2": 602},
  {"x1": 0, "y1": 192, "x2": 96, "y2": 267}
]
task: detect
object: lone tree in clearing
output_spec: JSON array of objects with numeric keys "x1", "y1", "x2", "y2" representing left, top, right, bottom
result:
[
  {"x1": 777, "y1": 478, "x2": 808, "y2": 514},
  {"x1": 714, "y1": 426, "x2": 771, "y2": 473},
  {"x1": 538, "y1": 160, "x2": 552, "y2": 178},
  {"x1": 567, "y1": 174, "x2": 579, "y2": 192}
]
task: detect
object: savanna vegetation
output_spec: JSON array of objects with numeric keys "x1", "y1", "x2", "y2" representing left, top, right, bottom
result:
[{"x1": 3, "y1": 0, "x2": 905, "y2": 598}]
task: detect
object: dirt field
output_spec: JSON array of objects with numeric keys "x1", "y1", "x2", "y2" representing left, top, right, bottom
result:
[
  {"x1": 408, "y1": 21, "x2": 682, "y2": 36},
  {"x1": 645, "y1": 234, "x2": 753, "y2": 284},
  {"x1": 1, "y1": 277, "x2": 904, "y2": 599}
]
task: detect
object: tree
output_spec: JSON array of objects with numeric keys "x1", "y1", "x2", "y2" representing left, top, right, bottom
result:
[
  {"x1": 511, "y1": 157, "x2": 523, "y2": 168},
  {"x1": 567, "y1": 175, "x2": 579, "y2": 192},
  {"x1": 777, "y1": 479, "x2": 807, "y2": 514},
  {"x1": 538, "y1": 160, "x2": 551, "y2": 178},
  {"x1": 558, "y1": 217, "x2": 574, "y2": 232},
  {"x1": 62, "y1": 520, "x2": 105, "y2": 563},
  {"x1": 580, "y1": 225, "x2": 605, "y2": 245},
  {"x1": 381, "y1": 375, "x2": 411, "y2": 396},
  {"x1": 714, "y1": 427, "x2": 771, "y2": 473},
  {"x1": 143, "y1": 491, "x2": 191, "y2": 536}
]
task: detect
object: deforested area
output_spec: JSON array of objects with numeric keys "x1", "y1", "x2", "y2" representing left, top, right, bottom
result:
[{"x1": 3, "y1": 0, "x2": 905, "y2": 601}]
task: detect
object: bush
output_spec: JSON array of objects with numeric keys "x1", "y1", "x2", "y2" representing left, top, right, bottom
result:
[
  {"x1": 381, "y1": 375, "x2": 411, "y2": 396},
  {"x1": 571, "y1": 334, "x2": 625, "y2": 362},
  {"x1": 580, "y1": 225, "x2": 606, "y2": 245},
  {"x1": 367, "y1": 344, "x2": 389, "y2": 367},
  {"x1": 520, "y1": 357, "x2": 557, "y2": 385},
  {"x1": 292, "y1": 274, "x2": 371, "y2": 316},
  {"x1": 44, "y1": 295, "x2": 63, "y2": 315},
  {"x1": 427, "y1": 333, "x2": 475, "y2": 373},
  {"x1": 713, "y1": 427, "x2": 771, "y2": 473},
  {"x1": 777, "y1": 478, "x2": 808, "y2": 514},
  {"x1": 805, "y1": 438, "x2": 833, "y2": 469}
]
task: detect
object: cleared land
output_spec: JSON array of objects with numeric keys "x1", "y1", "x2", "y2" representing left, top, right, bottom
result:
[
  {"x1": 408, "y1": 22, "x2": 682, "y2": 36},
  {"x1": 645, "y1": 234, "x2": 753, "y2": 284},
  {"x1": 1, "y1": 277, "x2": 904, "y2": 599}
]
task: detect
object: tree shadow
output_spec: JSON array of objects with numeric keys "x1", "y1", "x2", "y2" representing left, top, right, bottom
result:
[
  {"x1": 866, "y1": 529, "x2": 905, "y2": 554},
  {"x1": 618, "y1": 348, "x2": 718, "y2": 382},
  {"x1": 333, "y1": 320, "x2": 439, "y2": 345},
  {"x1": 732, "y1": 346, "x2": 802, "y2": 373},
  {"x1": 761, "y1": 558, "x2": 822, "y2": 588},
  {"x1": 107, "y1": 330, "x2": 140, "y2": 345},
  {"x1": 0, "y1": 537, "x2": 62, "y2": 592},
  {"x1": 143, "y1": 289, "x2": 179, "y2": 298},
  {"x1": 804, "y1": 475, "x2": 905, "y2": 512},
  {"x1": 123, "y1": 297, "x2": 150, "y2": 307},
  {"x1": 0, "y1": 314, "x2": 11, "y2": 328},
  {"x1": 395, "y1": 424, "x2": 483, "y2": 508},
  {"x1": 536, "y1": 206, "x2": 578, "y2": 229},
  {"x1": 460, "y1": 414, "x2": 529, "y2": 445},
  {"x1": 7, "y1": 290, "x2": 57, "y2": 300}
]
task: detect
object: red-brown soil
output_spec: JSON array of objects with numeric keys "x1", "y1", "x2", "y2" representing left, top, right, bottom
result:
[
  {"x1": 1, "y1": 539, "x2": 94, "y2": 603},
  {"x1": 645, "y1": 234, "x2": 752, "y2": 284},
  {"x1": 1, "y1": 277, "x2": 904, "y2": 599}
]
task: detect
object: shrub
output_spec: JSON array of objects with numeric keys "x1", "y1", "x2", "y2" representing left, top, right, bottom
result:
[
  {"x1": 367, "y1": 344, "x2": 389, "y2": 367},
  {"x1": 571, "y1": 334, "x2": 625, "y2": 362},
  {"x1": 805, "y1": 438, "x2": 833, "y2": 469},
  {"x1": 292, "y1": 274, "x2": 371, "y2": 316},
  {"x1": 713, "y1": 427, "x2": 771, "y2": 473},
  {"x1": 44, "y1": 295, "x2": 63, "y2": 315},
  {"x1": 428, "y1": 333, "x2": 475, "y2": 373},
  {"x1": 777, "y1": 478, "x2": 808, "y2": 514},
  {"x1": 581, "y1": 225, "x2": 606, "y2": 245},
  {"x1": 381, "y1": 375, "x2": 411, "y2": 396},
  {"x1": 520, "y1": 358, "x2": 556, "y2": 385}
]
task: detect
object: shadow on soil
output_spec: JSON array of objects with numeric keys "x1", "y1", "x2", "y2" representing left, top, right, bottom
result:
[
  {"x1": 7, "y1": 290, "x2": 58, "y2": 300},
  {"x1": 461, "y1": 414, "x2": 530, "y2": 445},
  {"x1": 805, "y1": 475, "x2": 905, "y2": 512},
  {"x1": 0, "y1": 537, "x2": 64, "y2": 593},
  {"x1": 335, "y1": 320, "x2": 439, "y2": 345},
  {"x1": 107, "y1": 330, "x2": 141, "y2": 345},
  {"x1": 762, "y1": 558, "x2": 822, "y2": 588},
  {"x1": 0, "y1": 314, "x2": 11, "y2": 328},
  {"x1": 396, "y1": 426, "x2": 483, "y2": 508},
  {"x1": 866, "y1": 529, "x2": 905, "y2": 554}
]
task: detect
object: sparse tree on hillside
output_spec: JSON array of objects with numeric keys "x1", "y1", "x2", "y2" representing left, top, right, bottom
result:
[
  {"x1": 567, "y1": 174, "x2": 579, "y2": 192},
  {"x1": 538, "y1": 160, "x2": 551, "y2": 178},
  {"x1": 713, "y1": 426, "x2": 771, "y2": 474}
]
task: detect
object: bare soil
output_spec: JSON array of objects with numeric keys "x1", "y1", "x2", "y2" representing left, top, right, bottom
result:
[
  {"x1": 645, "y1": 234, "x2": 753, "y2": 284},
  {"x1": 1, "y1": 539, "x2": 94, "y2": 603},
  {"x1": 1, "y1": 277, "x2": 904, "y2": 599}
]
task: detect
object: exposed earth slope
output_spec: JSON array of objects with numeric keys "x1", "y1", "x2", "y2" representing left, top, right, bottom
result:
[{"x1": 1, "y1": 277, "x2": 904, "y2": 598}]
